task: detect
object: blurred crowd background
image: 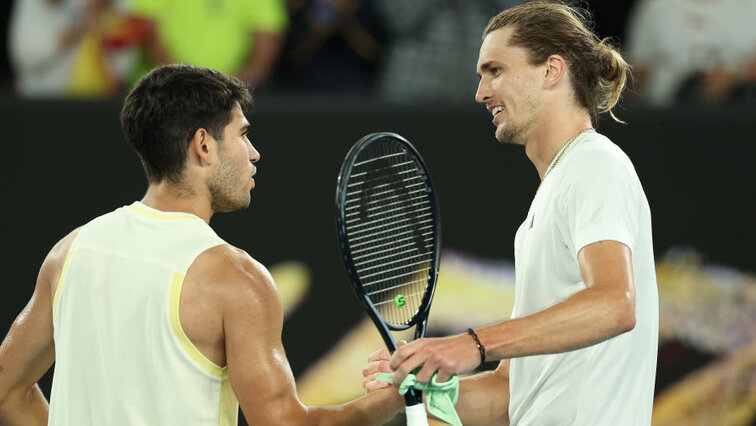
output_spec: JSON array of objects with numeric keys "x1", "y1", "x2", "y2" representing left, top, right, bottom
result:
[
  {"x1": 1, "y1": 0, "x2": 755, "y2": 105},
  {"x1": 1, "y1": 1, "x2": 755, "y2": 425}
]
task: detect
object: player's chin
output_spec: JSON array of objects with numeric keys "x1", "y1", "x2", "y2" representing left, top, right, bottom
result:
[
  {"x1": 495, "y1": 123, "x2": 519, "y2": 145},
  {"x1": 239, "y1": 193, "x2": 252, "y2": 209},
  {"x1": 494, "y1": 128, "x2": 509, "y2": 144},
  {"x1": 216, "y1": 195, "x2": 252, "y2": 213},
  {"x1": 494, "y1": 122, "x2": 506, "y2": 138}
]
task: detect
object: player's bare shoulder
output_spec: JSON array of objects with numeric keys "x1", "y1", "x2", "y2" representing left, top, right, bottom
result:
[
  {"x1": 190, "y1": 244, "x2": 281, "y2": 312},
  {"x1": 45, "y1": 228, "x2": 81, "y2": 297}
]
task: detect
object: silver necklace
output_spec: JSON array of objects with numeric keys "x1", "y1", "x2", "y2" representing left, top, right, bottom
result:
[{"x1": 542, "y1": 128, "x2": 595, "y2": 182}]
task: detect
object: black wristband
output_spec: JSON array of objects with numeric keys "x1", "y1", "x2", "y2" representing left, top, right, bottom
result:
[{"x1": 466, "y1": 328, "x2": 486, "y2": 366}]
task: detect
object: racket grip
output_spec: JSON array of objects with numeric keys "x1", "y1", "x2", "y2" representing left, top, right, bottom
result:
[{"x1": 405, "y1": 402, "x2": 429, "y2": 426}]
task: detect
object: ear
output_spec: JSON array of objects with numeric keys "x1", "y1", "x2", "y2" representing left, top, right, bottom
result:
[
  {"x1": 188, "y1": 128, "x2": 217, "y2": 167},
  {"x1": 543, "y1": 54, "x2": 567, "y2": 89}
]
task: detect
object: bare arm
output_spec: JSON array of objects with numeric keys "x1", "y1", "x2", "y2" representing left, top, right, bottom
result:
[
  {"x1": 455, "y1": 360, "x2": 510, "y2": 425},
  {"x1": 221, "y1": 249, "x2": 402, "y2": 425},
  {"x1": 0, "y1": 231, "x2": 78, "y2": 425},
  {"x1": 363, "y1": 348, "x2": 510, "y2": 425},
  {"x1": 0, "y1": 292, "x2": 54, "y2": 426},
  {"x1": 389, "y1": 240, "x2": 636, "y2": 385},
  {"x1": 142, "y1": 21, "x2": 172, "y2": 66},
  {"x1": 236, "y1": 32, "x2": 284, "y2": 86},
  {"x1": 480, "y1": 240, "x2": 635, "y2": 358}
]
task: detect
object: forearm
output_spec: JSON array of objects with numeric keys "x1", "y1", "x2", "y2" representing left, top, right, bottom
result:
[
  {"x1": 145, "y1": 32, "x2": 172, "y2": 66},
  {"x1": 479, "y1": 285, "x2": 635, "y2": 360},
  {"x1": 245, "y1": 386, "x2": 403, "y2": 426},
  {"x1": 308, "y1": 387, "x2": 403, "y2": 426},
  {"x1": 237, "y1": 32, "x2": 283, "y2": 86},
  {"x1": 0, "y1": 385, "x2": 49, "y2": 426},
  {"x1": 456, "y1": 370, "x2": 509, "y2": 425}
]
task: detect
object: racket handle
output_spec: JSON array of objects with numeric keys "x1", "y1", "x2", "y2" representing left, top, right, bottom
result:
[{"x1": 405, "y1": 402, "x2": 429, "y2": 426}]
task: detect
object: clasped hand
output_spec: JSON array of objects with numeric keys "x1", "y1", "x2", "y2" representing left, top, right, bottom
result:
[{"x1": 362, "y1": 333, "x2": 482, "y2": 392}]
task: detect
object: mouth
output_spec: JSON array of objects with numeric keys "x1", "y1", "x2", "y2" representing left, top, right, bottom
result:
[{"x1": 490, "y1": 105, "x2": 504, "y2": 124}]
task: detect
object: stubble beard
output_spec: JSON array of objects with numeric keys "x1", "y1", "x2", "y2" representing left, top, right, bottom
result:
[
  {"x1": 495, "y1": 94, "x2": 539, "y2": 146},
  {"x1": 496, "y1": 122, "x2": 521, "y2": 145},
  {"x1": 209, "y1": 151, "x2": 251, "y2": 213}
]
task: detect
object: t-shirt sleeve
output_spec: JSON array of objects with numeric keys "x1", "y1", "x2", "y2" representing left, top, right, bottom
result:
[
  {"x1": 559, "y1": 148, "x2": 640, "y2": 257},
  {"x1": 244, "y1": 0, "x2": 289, "y2": 33}
]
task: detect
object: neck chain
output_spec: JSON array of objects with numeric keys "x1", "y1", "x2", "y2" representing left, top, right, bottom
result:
[{"x1": 542, "y1": 128, "x2": 595, "y2": 182}]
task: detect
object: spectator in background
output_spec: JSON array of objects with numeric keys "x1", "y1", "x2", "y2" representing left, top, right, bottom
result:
[
  {"x1": 129, "y1": 0, "x2": 288, "y2": 87},
  {"x1": 626, "y1": 0, "x2": 756, "y2": 106},
  {"x1": 9, "y1": 0, "x2": 81, "y2": 97},
  {"x1": 9, "y1": 0, "x2": 149, "y2": 97},
  {"x1": 269, "y1": 0, "x2": 387, "y2": 95},
  {"x1": 374, "y1": 0, "x2": 521, "y2": 105}
]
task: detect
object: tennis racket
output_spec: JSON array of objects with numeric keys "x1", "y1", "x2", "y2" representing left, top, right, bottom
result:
[{"x1": 335, "y1": 132, "x2": 441, "y2": 426}]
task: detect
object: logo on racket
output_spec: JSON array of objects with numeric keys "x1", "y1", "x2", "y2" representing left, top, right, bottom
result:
[
  {"x1": 360, "y1": 158, "x2": 428, "y2": 254},
  {"x1": 394, "y1": 294, "x2": 406, "y2": 308}
]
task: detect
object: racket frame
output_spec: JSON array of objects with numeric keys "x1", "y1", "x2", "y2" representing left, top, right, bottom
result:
[{"x1": 335, "y1": 132, "x2": 441, "y2": 419}]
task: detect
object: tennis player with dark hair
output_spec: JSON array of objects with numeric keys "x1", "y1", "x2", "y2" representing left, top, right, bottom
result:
[
  {"x1": 363, "y1": 2, "x2": 659, "y2": 424},
  {"x1": 0, "y1": 64, "x2": 403, "y2": 425}
]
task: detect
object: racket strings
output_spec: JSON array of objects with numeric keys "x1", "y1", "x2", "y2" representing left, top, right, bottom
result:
[{"x1": 343, "y1": 139, "x2": 436, "y2": 326}]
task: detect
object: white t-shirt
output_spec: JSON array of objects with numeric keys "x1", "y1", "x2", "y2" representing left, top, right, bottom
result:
[{"x1": 509, "y1": 132, "x2": 658, "y2": 425}]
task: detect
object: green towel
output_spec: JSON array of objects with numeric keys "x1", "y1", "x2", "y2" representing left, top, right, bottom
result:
[{"x1": 377, "y1": 372, "x2": 462, "y2": 426}]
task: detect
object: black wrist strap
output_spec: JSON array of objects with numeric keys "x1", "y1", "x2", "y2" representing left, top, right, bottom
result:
[{"x1": 466, "y1": 328, "x2": 486, "y2": 366}]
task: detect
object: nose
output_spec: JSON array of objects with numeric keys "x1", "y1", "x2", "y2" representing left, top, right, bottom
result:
[
  {"x1": 475, "y1": 77, "x2": 491, "y2": 104},
  {"x1": 248, "y1": 141, "x2": 260, "y2": 163}
]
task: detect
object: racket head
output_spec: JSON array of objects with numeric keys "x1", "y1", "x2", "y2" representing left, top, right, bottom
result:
[{"x1": 335, "y1": 132, "x2": 441, "y2": 338}]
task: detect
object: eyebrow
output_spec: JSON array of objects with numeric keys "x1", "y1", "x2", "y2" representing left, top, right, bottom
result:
[{"x1": 477, "y1": 61, "x2": 502, "y2": 76}]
